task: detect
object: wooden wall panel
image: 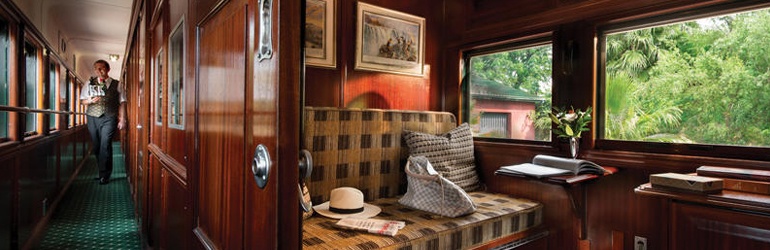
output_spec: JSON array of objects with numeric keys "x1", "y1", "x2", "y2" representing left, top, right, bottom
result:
[
  {"x1": 304, "y1": 67, "x2": 341, "y2": 107},
  {"x1": 160, "y1": 167, "x2": 191, "y2": 250},
  {"x1": 585, "y1": 167, "x2": 669, "y2": 250},
  {"x1": 76, "y1": 133, "x2": 86, "y2": 160},
  {"x1": 0, "y1": 152, "x2": 12, "y2": 249},
  {"x1": 58, "y1": 136, "x2": 75, "y2": 189},
  {"x1": 305, "y1": 0, "x2": 444, "y2": 111},
  {"x1": 195, "y1": 2, "x2": 248, "y2": 248},
  {"x1": 17, "y1": 140, "x2": 55, "y2": 244},
  {"x1": 0, "y1": 126, "x2": 88, "y2": 249},
  {"x1": 475, "y1": 141, "x2": 577, "y2": 249},
  {"x1": 124, "y1": 1, "x2": 150, "y2": 241},
  {"x1": 148, "y1": 152, "x2": 162, "y2": 246}
]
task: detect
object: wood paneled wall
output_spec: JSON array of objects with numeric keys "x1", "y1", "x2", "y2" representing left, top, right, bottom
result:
[
  {"x1": 0, "y1": 1, "x2": 95, "y2": 248},
  {"x1": 443, "y1": 0, "x2": 770, "y2": 249},
  {"x1": 0, "y1": 127, "x2": 90, "y2": 250},
  {"x1": 305, "y1": 0, "x2": 445, "y2": 111}
]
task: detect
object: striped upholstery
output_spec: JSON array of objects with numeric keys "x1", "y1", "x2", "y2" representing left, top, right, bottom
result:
[
  {"x1": 303, "y1": 192, "x2": 542, "y2": 250},
  {"x1": 302, "y1": 107, "x2": 543, "y2": 249}
]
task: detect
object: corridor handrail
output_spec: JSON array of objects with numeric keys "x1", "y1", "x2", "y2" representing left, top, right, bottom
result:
[{"x1": 0, "y1": 105, "x2": 86, "y2": 115}]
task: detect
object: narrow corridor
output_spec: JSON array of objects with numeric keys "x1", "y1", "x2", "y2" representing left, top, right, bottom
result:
[{"x1": 34, "y1": 143, "x2": 142, "y2": 249}]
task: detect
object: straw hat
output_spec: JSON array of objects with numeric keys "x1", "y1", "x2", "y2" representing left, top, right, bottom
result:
[{"x1": 313, "y1": 187, "x2": 381, "y2": 219}]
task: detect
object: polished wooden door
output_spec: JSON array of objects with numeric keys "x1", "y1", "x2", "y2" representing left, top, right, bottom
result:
[
  {"x1": 194, "y1": 0, "x2": 300, "y2": 248},
  {"x1": 195, "y1": 2, "x2": 249, "y2": 246},
  {"x1": 148, "y1": 6, "x2": 166, "y2": 244},
  {"x1": 195, "y1": 1, "x2": 275, "y2": 249},
  {"x1": 244, "y1": 0, "x2": 301, "y2": 247}
]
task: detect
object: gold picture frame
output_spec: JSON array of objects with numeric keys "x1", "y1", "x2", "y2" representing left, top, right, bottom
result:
[
  {"x1": 355, "y1": 2, "x2": 424, "y2": 76},
  {"x1": 305, "y1": 0, "x2": 336, "y2": 68}
]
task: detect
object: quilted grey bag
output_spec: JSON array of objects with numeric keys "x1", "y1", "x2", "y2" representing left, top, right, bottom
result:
[{"x1": 399, "y1": 156, "x2": 477, "y2": 217}]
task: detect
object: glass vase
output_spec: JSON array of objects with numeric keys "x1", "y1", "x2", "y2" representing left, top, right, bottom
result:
[{"x1": 569, "y1": 137, "x2": 579, "y2": 159}]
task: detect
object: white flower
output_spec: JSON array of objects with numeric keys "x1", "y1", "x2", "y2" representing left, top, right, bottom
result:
[{"x1": 563, "y1": 113, "x2": 577, "y2": 122}]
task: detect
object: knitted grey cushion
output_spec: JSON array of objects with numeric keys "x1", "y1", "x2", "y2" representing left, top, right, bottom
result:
[{"x1": 402, "y1": 123, "x2": 481, "y2": 192}]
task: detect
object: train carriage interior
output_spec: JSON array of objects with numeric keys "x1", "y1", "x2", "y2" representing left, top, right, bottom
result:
[{"x1": 1, "y1": 0, "x2": 770, "y2": 249}]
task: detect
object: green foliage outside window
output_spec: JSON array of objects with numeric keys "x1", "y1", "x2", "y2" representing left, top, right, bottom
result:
[
  {"x1": 0, "y1": 21, "x2": 7, "y2": 138},
  {"x1": 25, "y1": 42, "x2": 37, "y2": 135},
  {"x1": 469, "y1": 44, "x2": 553, "y2": 141},
  {"x1": 604, "y1": 8, "x2": 770, "y2": 147}
]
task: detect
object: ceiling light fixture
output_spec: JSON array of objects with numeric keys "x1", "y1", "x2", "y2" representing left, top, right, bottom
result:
[{"x1": 109, "y1": 54, "x2": 119, "y2": 62}]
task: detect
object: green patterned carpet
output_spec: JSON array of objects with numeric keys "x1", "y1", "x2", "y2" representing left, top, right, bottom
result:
[{"x1": 35, "y1": 143, "x2": 142, "y2": 250}]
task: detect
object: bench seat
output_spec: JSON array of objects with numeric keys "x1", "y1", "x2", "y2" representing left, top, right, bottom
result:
[
  {"x1": 302, "y1": 107, "x2": 544, "y2": 249},
  {"x1": 302, "y1": 192, "x2": 542, "y2": 249}
]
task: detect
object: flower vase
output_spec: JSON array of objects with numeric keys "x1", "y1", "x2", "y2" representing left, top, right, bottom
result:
[{"x1": 569, "y1": 137, "x2": 579, "y2": 159}]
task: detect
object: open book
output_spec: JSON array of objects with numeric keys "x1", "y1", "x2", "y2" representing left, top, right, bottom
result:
[{"x1": 497, "y1": 155, "x2": 607, "y2": 178}]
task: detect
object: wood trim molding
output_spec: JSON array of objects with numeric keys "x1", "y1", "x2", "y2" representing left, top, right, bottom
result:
[
  {"x1": 148, "y1": 143, "x2": 187, "y2": 185},
  {"x1": 461, "y1": 0, "x2": 730, "y2": 43},
  {"x1": 0, "y1": 126, "x2": 83, "y2": 160},
  {"x1": 0, "y1": 105, "x2": 84, "y2": 115},
  {"x1": 192, "y1": 227, "x2": 216, "y2": 250},
  {"x1": 195, "y1": 0, "x2": 231, "y2": 27},
  {"x1": 583, "y1": 149, "x2": 770, "y2": 172}
]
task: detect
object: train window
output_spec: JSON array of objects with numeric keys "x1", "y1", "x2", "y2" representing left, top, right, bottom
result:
[
  {"x1": 598, "y1": 5, "x2": 770, "y2": 160},
  {"x1": 463, "y1": 37, "x2": 552, "y2": 142},
  {"x1": 68, "y1": 76, "x2": 75, "y2": 128},
  {"x1": 61, "y1": 72, "x2": 70, "y2": 129},
  {"x1": 155, "y1": 49, "x2": 163, "y2": 125},
  {"x1": 0, "y1": 20, "x2": 8, "y2": 139},
  {"x1": 24, "y1": 41, "x2": 38, "y2": 136},
  {"x1": 168, "y1": 19, "x2": 184, "y2": 129},
  {"x1": 75, "y1": 80, "x2": 82, "y2": 126},
  {"x1": 49, "y1": 62, "x2": 58, "y2": 131}
]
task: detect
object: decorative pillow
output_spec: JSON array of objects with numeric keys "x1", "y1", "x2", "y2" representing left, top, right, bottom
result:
[{"x1": 402, "y1": 123, "x2": 481, "y2": 192}]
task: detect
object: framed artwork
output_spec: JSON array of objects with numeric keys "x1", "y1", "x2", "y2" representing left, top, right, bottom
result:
[
  {"x1": 305, "y1": 0, "x2": 336, "y2": 68},
  {"x1": 355, "y1": 2, "x2": 424, "y2": 76}
]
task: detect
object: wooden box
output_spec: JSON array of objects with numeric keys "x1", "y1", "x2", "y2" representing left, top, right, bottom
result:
[{"x1": 650, "y1": 173, "x2": 723, "y2": 194}]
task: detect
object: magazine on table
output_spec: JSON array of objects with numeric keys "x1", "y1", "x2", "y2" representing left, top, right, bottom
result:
[{"x1": 497, "y1": 154, "x2": 607, "y2": 178}]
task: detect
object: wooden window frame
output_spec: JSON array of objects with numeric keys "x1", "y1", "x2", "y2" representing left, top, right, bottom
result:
[
  {"x1": 461, "y1": 33, "x2": 554, "y2": 146},
  {"x1": 595, "y1": 2, "x2": 770, "y2": 161}
]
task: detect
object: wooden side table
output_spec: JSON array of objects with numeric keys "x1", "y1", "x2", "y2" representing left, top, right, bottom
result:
[{"x1": 496, "y1": 166, "x2": 618, "y2": 240}]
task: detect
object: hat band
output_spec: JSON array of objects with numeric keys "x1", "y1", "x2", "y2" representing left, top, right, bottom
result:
[{"x1": 329, "y1": 206, "x2": 364, "y2": 214}]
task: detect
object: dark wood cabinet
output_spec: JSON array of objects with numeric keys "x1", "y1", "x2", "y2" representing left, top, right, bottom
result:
[
  {"x1": 671, "y1": 202, "x2": 770, "y2": 250},
  {"x1": 637, "y1": 183, "x2": 770, "y2": 249}
]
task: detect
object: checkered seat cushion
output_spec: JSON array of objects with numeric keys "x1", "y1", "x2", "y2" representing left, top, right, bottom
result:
[
  {"x1": 302, "y1": 192, "x2": 543, "y2": 249},
  {"x1": 304, "y1": 107, "x2": 457, "y2": 204}
]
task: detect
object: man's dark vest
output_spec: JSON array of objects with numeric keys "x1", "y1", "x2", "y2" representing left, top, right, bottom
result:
[{"x1": 86, "y1": 79, "x2": 120, "y2": 117}]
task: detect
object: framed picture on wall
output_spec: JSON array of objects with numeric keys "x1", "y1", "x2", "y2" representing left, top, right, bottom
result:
[
  {"x1": 355, "y1": 2, "x2": 424, "y2": 76},
  {"x1": 305, "y1": 0, "x2": 336, "y2": 68}
]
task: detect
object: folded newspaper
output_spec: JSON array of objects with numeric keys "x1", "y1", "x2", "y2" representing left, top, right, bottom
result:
[{"x1": 334, "y1": 218, "x2": 406, "y2": 236}]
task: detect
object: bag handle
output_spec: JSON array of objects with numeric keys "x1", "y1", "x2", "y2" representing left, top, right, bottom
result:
[
  {"x1": 404, "y1": 160, "x2": 440, "y2": 181},
  {"x1": 405, "y1": 159, "x2": 447, "y2": 207}
]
